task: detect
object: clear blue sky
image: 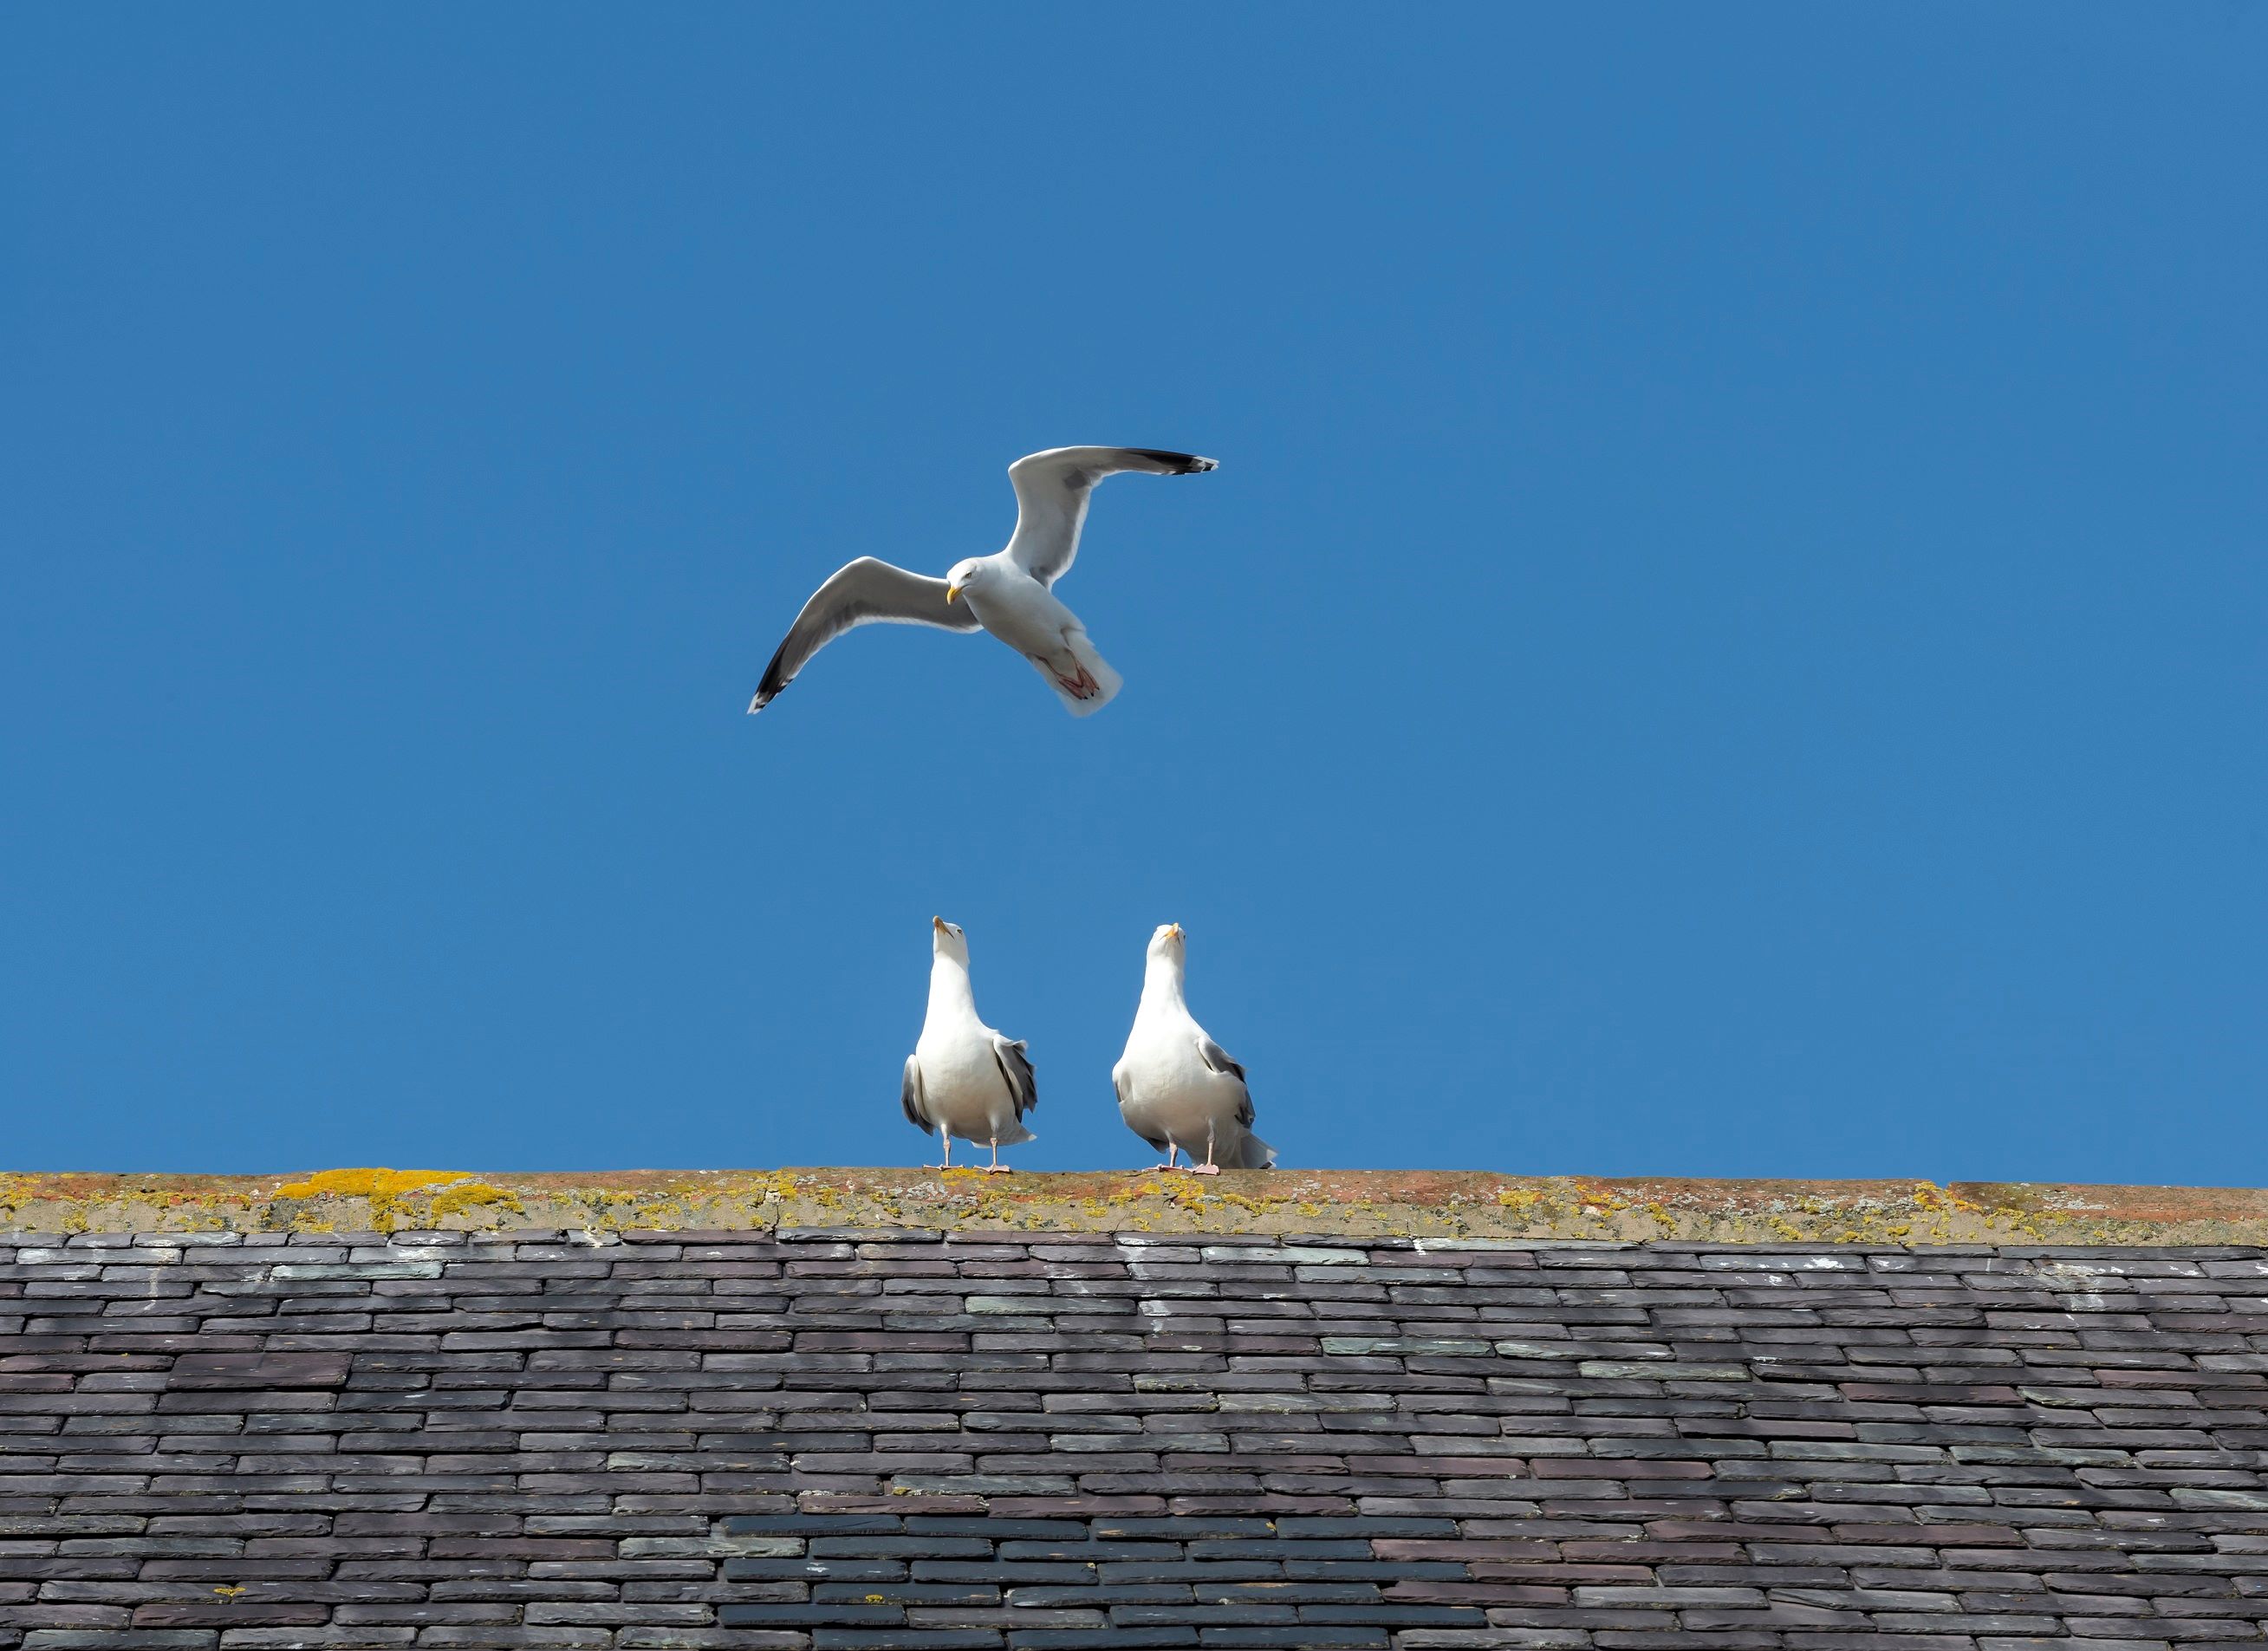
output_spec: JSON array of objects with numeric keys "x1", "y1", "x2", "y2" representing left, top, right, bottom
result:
[{"x1": 4, "y1": 6, "x2": 2262, "y2": 1182}]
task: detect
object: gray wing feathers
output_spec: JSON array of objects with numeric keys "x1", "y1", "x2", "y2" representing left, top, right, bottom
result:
[
  {"x1": 750, "y1": 557, "x2": 983, "y2": 712},
  {"x1": 1196, "y1": 1034, "x2": 1261, "y2": 1134},
  {"x1": 1196, "y1": 1035, "x2": 1246, "y2": 1083},
  {"x1": 900, "y1": 1056, "x2": 929, "y2": 1132},
  {"x1": 1005, "y1": 446, "x2": 1218, "y2": 587},
  {"x1": 991, "y1": 1036, "x2": 1038, "y2": 1121}
]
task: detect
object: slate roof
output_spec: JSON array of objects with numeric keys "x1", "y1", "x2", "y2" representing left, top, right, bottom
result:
[{"x1": 6, "y1": 1226, "x2": 2268, "y2": 1648}]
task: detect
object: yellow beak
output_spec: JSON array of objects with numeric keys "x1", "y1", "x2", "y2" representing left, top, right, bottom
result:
[
  {"x1": 946, "y1": 584, "x2": 963, "y2": 604},
  {"x1": 933, "y1": 916, "x2": 947, "y2": 932},
  {"x1": 1168, "y1": 924, "x2": 1184, "y2": 940}
]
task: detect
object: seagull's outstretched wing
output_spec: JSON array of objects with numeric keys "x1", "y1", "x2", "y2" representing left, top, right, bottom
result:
[
  {"x1": 749, "y1": 557, "x2": 981, "y2": 713},
  {"x1": 1004, "y1": 446, "x2": 1217, "y2": 587}
]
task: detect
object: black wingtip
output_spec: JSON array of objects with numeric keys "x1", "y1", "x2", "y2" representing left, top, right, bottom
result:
[
  {"x1": 748, "y1": 641, "x2": 793, "y2": 714},
  {"x1": 1128, "y1": 448, "x2": 1218, "y2": 475}
]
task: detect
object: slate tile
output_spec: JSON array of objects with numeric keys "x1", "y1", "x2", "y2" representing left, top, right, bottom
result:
[{"x1": 162, "y1": 1355, "x2": 348, "y2": 1392}]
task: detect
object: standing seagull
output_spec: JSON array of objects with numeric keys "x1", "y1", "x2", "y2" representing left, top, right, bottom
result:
[
  {"x1": 748, "y1": 446, "x2": 1217, "y2": 718},
  {"x1": 1113, "y1": 924, "x2": 1277, "y2": 1174},
  {"x1": 903, "y1": 917, "x2": 1037, "y2": 1172}
]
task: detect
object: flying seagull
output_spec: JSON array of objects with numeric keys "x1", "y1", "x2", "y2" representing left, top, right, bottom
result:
[
  {"x1": 903, "y1": 917, "x2": 1036, "y2": 1172},
  {"x1": 748, "y1": 445, "x2": 1218, "y2": 718},
  {"x1": 1113, "y1": 923, "x2": 1276, "y2": 1173}
]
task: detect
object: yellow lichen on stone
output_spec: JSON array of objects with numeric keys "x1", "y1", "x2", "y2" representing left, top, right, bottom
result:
[
  {"x1": 270, "y1": 1168, "x2": 489, "y2": 1234},
  {"x1": 427, "y1": 1181, "x2": 524, "y2": 1223},
  {"x1": 272, "y1": 1169, "x2": 469, "y2": 1200}
]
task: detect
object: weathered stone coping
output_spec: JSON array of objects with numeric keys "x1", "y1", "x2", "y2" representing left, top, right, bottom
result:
[{"x1": 3, "y1": 1167, "x2": 2265, "y2": 1244}]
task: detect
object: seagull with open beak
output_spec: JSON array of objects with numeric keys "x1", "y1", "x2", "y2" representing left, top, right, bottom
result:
[
  {"x1": 900, "y1": 917, "x2": 1037, "y2": 1172},
  {"x1": 1112, "y1": 923, "x2": 1277, "y2": 1173}
]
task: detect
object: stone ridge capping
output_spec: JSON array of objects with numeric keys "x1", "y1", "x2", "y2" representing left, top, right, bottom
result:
[{"x1": 6, "y1": 1169, "x2": 2268, "y2": 1245}]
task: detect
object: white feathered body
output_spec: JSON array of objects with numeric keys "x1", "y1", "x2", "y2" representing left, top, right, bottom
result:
[
  {"x1": 911, "y1": 946, "x2": 1034, "y2": 1148},
  {"x1": 961, "y1": 567, "x2": 1122, "y2": 717},
  {"x1": 1114, "y1": 938, "x2": 1274, "y2": 1169}
]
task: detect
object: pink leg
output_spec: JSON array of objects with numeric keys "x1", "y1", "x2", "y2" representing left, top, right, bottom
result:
[
  {"x1": 985, "y1": 1138, "x2": 1011, "y2": 1173},
  {"x1": 1189, "y1": 1128, "x2": 1222, "y2": 1176}
]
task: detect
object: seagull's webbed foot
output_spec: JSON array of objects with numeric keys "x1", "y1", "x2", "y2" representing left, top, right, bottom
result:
[
  {"x1": 983, "y1": 1163, "x2": 1014, "y2": 1173},
  {"x1": 1187, "y1": 1163, "x2": 1222, "y2": 1177}
]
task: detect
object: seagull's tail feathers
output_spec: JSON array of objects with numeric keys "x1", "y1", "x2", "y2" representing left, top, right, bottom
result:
[
  {"x1": 1031, "y1": 634, "x2": 1123, "y2": 718},
  {"x1": 1069, "y1": 648, "x2": 1121, "y2": 717},
  {"x1": 1234, "y1": 1132, "x2": 1278, "y2": 1170}
]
